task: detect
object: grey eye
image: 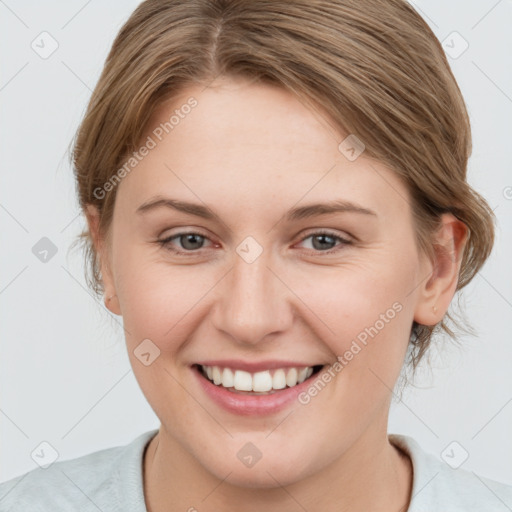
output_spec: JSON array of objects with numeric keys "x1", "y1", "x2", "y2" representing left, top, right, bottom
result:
[{"x1": 178, "y1": 233, "x2": 206, "y2": 250}]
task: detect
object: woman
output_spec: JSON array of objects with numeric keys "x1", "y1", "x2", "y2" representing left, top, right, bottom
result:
[{"x1": 1, "y1": 0, "x2": 510, "y2": 510}]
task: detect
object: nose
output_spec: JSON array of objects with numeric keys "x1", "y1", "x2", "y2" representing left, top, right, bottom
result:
[{"x1": 211, "y1": 247, "x2": 293, "y2": 346}]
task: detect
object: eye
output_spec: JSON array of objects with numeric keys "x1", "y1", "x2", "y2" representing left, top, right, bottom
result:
[
  {"x1": 158, "y1": 232, "x2": 214, "y2": 255},
  {"x1": 157, "y1": 229, "x2": 352, "y2": 257},
  {"x1": 296, "y1": 230, "x2": 352, "y2": 254}
]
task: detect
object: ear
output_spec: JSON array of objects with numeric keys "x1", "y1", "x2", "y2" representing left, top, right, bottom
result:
[
  {"x1": 414, "y1": 213, "x2": 468, "y2": 326},
  {"x1": 85, "y1": 205, "x2": 121, "y2": 315}
]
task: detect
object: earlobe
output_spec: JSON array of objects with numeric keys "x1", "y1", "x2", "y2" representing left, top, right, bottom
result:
[
  {"x1": 85, "y1": 205, "x2": 121, "y2": 315},
  {"x1": 413, "y1": 214, "x2": 467, "y2": 326}
]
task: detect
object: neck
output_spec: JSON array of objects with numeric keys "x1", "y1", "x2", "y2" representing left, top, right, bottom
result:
[{"x1": 143, "y1": 424, "x2": 412, "y2": 512}]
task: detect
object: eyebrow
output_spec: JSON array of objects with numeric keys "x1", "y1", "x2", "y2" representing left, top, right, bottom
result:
[{"x1": 135, "y1": 196, "x2": 377, "y2": 221}]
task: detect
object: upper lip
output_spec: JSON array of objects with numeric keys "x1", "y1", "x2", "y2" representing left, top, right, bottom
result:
[{"x1": 194, "y1": 359, "x2": 325, "y2": 373}]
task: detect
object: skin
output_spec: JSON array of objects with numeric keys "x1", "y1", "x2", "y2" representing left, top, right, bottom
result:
[{"x1": 87, "y1": 77, "x2": 467, "y2": 512}]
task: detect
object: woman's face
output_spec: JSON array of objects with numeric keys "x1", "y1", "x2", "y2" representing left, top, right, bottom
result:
[{"x1": 99, "y1": 77, "x2": 433, "y2": 487}]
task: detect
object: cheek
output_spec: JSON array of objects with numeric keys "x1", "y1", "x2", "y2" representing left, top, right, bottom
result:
[
  {"x1": 301, "y1": 264, "x2": 412, "y2": 332},
  {"x1": 283, "y1": 264, "x2": 416, "y2": 441},
  {"x1": 288, "y1": 255, "x2": 417, "y2": 380},
  {"x1": 112, "y1": 244, "x2": 218, "y2": 352}
]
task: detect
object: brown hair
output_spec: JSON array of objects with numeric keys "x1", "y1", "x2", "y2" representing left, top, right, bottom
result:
[{"x1": 70, "y1": 0, "x2": 495, "y2": 369}]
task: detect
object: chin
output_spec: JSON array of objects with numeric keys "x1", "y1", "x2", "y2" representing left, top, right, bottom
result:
[
  {"x1": 197, "y1": 445, "x2": 317, "y2": 489},
  {"x1": 216, "y1": 463, "x2": 306, "y2": 489}
]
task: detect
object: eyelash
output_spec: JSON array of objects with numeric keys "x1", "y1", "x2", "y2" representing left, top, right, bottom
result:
[{"x1": 157, "y1": 230, "x2": 352, "y2": 256}]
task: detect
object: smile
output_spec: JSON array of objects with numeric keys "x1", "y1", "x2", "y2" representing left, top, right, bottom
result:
[{"x1": 199, "y1": 364, "x2": 323, "y2": 394}]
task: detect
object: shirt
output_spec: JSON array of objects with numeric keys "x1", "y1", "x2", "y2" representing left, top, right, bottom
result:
[{"x1": 1, "y1": 429, "x2": 511, "y2": 511}]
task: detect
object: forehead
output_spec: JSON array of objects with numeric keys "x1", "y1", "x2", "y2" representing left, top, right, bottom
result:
[{"x1": 116, "y1": 78, "x2": 410, "y2": 220}]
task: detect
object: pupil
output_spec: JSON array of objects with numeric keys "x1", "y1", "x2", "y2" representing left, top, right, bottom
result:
[
  {"x1": 181, "y1": 234, "x2": 203, "y2": 250},
  {"x1": 313, "y1": 234, "x2": 335, "y2": 251}
]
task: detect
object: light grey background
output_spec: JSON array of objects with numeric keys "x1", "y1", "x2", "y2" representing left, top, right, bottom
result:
[{"x1": 1, "y1": 0, "x2": 511, "y2": 487}]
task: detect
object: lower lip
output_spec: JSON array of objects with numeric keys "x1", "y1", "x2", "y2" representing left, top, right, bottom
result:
[{"x1": 192, "y1": 365, "x2": 321, "y2": 416}]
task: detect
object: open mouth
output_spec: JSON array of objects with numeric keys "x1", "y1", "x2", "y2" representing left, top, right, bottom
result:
[{"x1": 193, "y1": 364, "x2": 324, "y2": 395}]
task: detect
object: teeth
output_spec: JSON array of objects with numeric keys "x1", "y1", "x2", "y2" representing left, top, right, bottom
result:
[
  {"x1": 201, "y1": 365, "x2": 317, "y2": 392},
  {"x1": 233, "y1": 370, "x2": 253, "y2": 391},
  {"x1": 297, "y1": 367, "x2": 308, "y2": 383},
  {"x1": 253, "y1": 371, "x2": 273, "y2": 392},
  {"x1": 286, "y1": 368, "x2": 298, "y2": 387},
  {"x1": 222, "y1": 367, "x2": 234, "y2": 388},
  {"x1": 212, "y1": 366, "x2": 222, "y2": 385},
  {"x1": 272, "y1": 369, "x2": 287, "y2": 390}
]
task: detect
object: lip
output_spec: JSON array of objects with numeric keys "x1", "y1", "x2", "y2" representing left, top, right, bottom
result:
[
  {"x1": 192, "y1": 363, "x2": 324, "y2": 416},
  {"x1": 194, "y1": 359, "x2": 321, "y2": 373}
]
